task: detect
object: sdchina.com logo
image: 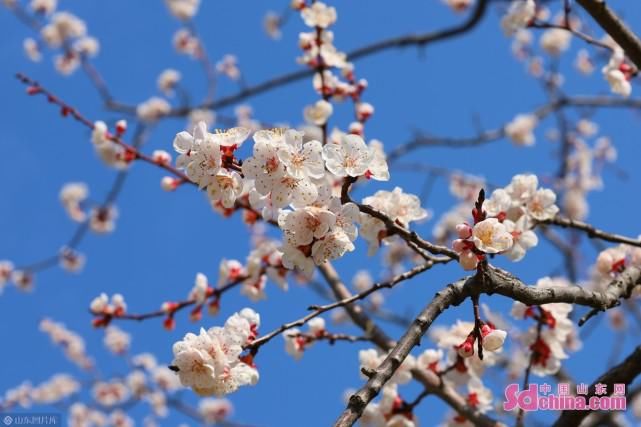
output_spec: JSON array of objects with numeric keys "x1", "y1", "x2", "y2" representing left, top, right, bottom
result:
[{"x1": 504, "y1": 383, "x2": 627, "y2": 412}]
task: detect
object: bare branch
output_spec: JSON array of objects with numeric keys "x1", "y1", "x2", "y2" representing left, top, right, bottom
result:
[
  {"x1": 107, "y1": 0, "x2": 490, "y2": 117},
  {"x1": 540, "y1": 216, "x2": 641, "y2": 248}
]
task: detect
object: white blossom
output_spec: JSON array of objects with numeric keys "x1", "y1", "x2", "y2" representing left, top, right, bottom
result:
[
  {"x1": 92, "y1": 380, "x2": 129, "y2": 407},
  {"x1": 198, "y1": 398, "x2": 233, "y2": 424},
  {"x1": 263, "y1": 11, "x2": 282, "y2": 40},
  {"x1": 526, "y1": 188, "x2": 559, "y2": 220},
  {"x1": 472, "y1": 218, "x2": 513, "y2": 253},
  {"x1": 165, "y1": 0, "x2": 200, "y2": 20},
  {"x1": 89, "y1": 206, "x2": 118, "y2": 234},
  {"x1": 602, "y1": 50, "x2": 632, "y2": 97},
  {"x1": 322, "y1": 133, "x2": 373, "y2": 178},
  {"x1": 540, "y1": 28, "x2": 571, "y2": 56},
  {"x1": 301, "y1": 2, "x2": 337, "y2": 28},
  {"x1": 277, "y1": 130, "x2": 325, "y2": 180},
  {"x1": 74, "y1": 36, "x2": 99, "y2": 57},
  {"x1": 216, "y1": 54, "x2": 241, "y2": 80},
  {"x1": 23, "y1": 38, "x2": 41, "y2": 62},
  {"x1": 501, "y1": 0, "x2": 536, "y2": 37},
  {"x1": 503, "y1": 217, "x2": 538, "y2": 261},
  {"x1": 30, "y1": 0, "x2": 56, "y2": 14},
  {"x1": 171, "y1": 309, "x2": 260, "y2": 396},
  {"x1": 505, "y1": 114, "x2": 537, "y2": 146},
  {"x1": 482, "y1": 188, "x2": 512, "y2": 217},
  {"x1": 506, "y1": 174, "x2": 538, "y2": 203},
  {"x1": 60, "y1": 182, "x2": 89, "y2": 222},
  {"x1": 304, "y1": 100, "x2": 333, "y2": 125},
  {"x1": 208, "y1": 170, "x2": 243, "y2": 208},
  {"x1": 104, "y1": 326, "x2": 131, "y2": 355},
  {"x1": 157, "y1": 69, "x2": 181, "y2": 95},
  {"x1": 137, "y1": 97, "x2": 171, "y2": 122}
]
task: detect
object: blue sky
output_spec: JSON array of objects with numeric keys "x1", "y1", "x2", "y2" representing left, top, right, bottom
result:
[{"x1": 2, "y1": 0, "x2": 641, "y2": 426}]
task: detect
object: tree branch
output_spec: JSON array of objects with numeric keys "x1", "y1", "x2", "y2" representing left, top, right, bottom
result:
[
  {"x1": 576, "y1": 0, "x2": 641, "y2": 69},
  {"x1": 333, "y1": 265, "x2": 641, "y2": 426},
  {"x1": 540, "y1": 216, "x2": 641, "y2": 248},
  {"x1": 107, "y1": 0, "x2": 490, "y2": 117}
]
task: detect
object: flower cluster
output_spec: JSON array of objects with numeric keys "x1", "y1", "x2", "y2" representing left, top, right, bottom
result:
[
  {"x1": 0, "y1": 261, "x2": 34, "y2": 294},
  {"x1": 602, "y1": 48, "x2": 634, "y2": 98},
  {"x1": 358, "y1": 383, "x2": 419, "y2": 427},
  {"x1": 295, "y1": 0, "x2": 373, "y2": 121},
  {"x1": 92, "y1": 380, "x2": 130, "y2": 407},
  {"x1": 360, "y1": 187, "x2": 428, "y2": 256},
  {"x1": 452, "y1": 174, "x2": 559, "y2": 270},
  {"x1": 594, "y1": 243, "x2": 641, "y2": 280},
  {"x1": 421, "y1": 316, "x2": 501, "y2": 426},
  {"x1": 283, "y1": 317, "x2": 327, "y2": 359},
  {"x1": 355, "y1": 331, "x2": 499, "y2": 427},
  {"x1": 40, "y1": 318, "x2": 93, "y2": 369},
  {"x1": 7, "y1": 349, "x2": 187, "y2": 425},
  {"x1": 90, "y1": 293, "x2": 128, "y2": 326},
  {"x1": 2, "y1": 374, "x2": 80, "y2": 410},
  {"x1": 171, "y1": 308, "x2": 260, "y2": 396},
  {"x1": 236, "y1": 239, "x2": 288, "y2": 301},
  {"x1": 539, "y1": 14, "x2": 577, "y2": 57},
  {"x1": 501, "y1": 0, "x2": 536, "y2": 37},
  {"x1": 91, "y1": 120, "x2": 130, "y2": 169},
  {"x1": 173, "y1": 28, "x2": 202, "y2": 58},
  {"x1": 279, "y1": 201, "x2": 359, "y2": 277},
  {"x1": 26, "y1": 9, "x2": 100, "y2": 75},
  {"x1": 104, "y1": 325, "x2": 131, "y2": 355},
  {"x1": 174, "y1": 122, "x2": 249, "y2": 206},
  {"x1": 511, "y1": 277, "x2": 577, "y2": 376},
  {"x1": 243, "y1": 128, "x2": 323, "y2": 211},
  {"x1": 60, "y1": 182, "x2": 89, "y2": 222}
]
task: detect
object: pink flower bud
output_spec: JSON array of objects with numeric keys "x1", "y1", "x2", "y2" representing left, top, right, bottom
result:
[
  {"x1": 356, "y1": 103, "x2": 374, "y2": 122},
  {"x1": 152, "y1": 150, "x2": 172, "y2": 165},
  {"x1": 480, "y1": 324, "x2": 493, "y2": 337},
  {"x1": 457, "y1": 338, "x2": 475, "y2": 358},
  {"x1": 456, "y1": 223, "x2": 473, "y2": 239},
  {"x1": 290, "y1": 0, "x2": 306, "y2": 10},
  {"x1": 115, "y1": 120, "x2": 127, "y2": 135},
  {"x1": 348, "y1": 121, "x2": 363, "y2": 135},
  {"x1": 452, "y1": 239, "x2": 467, "y2": 253},
  {"x1": 458, "y1": 249, "x2": 479, "y2": 271},
  {"x1": 161, "y1": 176, "x2": 178, "y2": 192}
]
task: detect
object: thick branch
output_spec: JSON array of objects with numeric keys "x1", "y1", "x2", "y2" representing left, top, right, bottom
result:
[
  {"x1": 333, "y1": 273, "x2": 500, "y2": 427},
  {"x1": 576, "y1": 0, "x2": 641, "y2": 69},
  {"x1": 333, "y1": 265, "x2": 641, "y2": 426},
  {"x1": 487, "y1": 266, "x2": 641, "y2": 315}
]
